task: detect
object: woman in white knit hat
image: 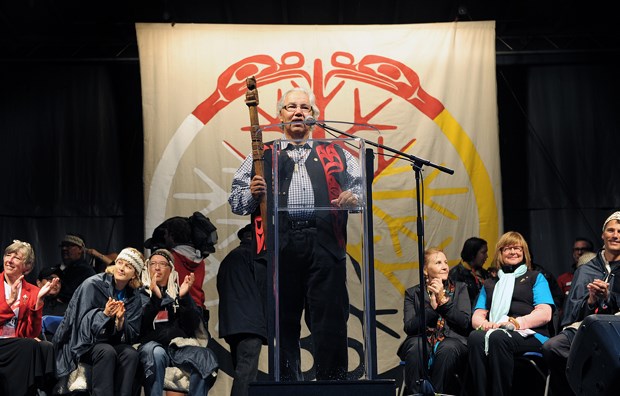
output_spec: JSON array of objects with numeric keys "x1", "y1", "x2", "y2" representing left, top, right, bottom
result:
[{"x1": 53, "y1": 247, "x2": 146, "y2": 396}]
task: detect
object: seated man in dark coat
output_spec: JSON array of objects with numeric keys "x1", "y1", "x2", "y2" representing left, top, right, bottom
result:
[
  {"x1": 57, "y1": 233, "x2": 96, "y2": 303},
  {"x1": 543, "y1": 211, "x2": 620, "y2": 396},
  {"x1": 138, "y1": 248, "x2": 218, "y2": 396}
]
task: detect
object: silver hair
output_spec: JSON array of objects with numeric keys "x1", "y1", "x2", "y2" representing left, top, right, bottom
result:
[{"x1": 276, "y1": 87, "x2": 321, "y2": 120}]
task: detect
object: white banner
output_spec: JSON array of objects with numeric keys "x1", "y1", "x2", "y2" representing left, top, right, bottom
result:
[{"x1": 137, "y1": 20, "x2": 501, "y2": 392}]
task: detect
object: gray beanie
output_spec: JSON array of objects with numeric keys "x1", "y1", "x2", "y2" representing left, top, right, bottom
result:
[
  {"x1": 602, "y1": 211, "x2": 620, "y2": 231},
  {"x1": 115, "y1": 247, "x2": 145, "y2": 276}
]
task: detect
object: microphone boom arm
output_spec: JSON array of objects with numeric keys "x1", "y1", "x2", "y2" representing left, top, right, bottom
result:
[{"x1": 310, "y1": 119, "x2": 454, "y2": 175}]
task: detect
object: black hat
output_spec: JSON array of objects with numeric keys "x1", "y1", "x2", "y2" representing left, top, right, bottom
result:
[
  {"x1": 237, "y1": 224, "x2": 253, "y2": 240},
  {"x1": 37, "y1": 266, "x2": 62, "y2": 281},
  {"x1": 144, "y1": 216, "x2": 192, "y2": 250},
  {"x1": 148, "y1": 248, "x2": 175, "y2": 266},
  {"x1": 144, "y1": 222, "x2": 168, "y2": 250}
]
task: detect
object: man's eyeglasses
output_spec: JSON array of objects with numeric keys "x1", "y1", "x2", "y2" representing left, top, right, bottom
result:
[
  {"x1": 283, "y1": 103, "x2": 312, "y2": 113},
  {"x1": 501, "y1": 246, "x2": 523, "y2": 253},
  {"x1": 149, "y1": 261, "x2": 170, "y2": 269}
]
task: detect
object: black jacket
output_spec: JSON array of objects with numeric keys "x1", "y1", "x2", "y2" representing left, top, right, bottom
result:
[
  {"x1": 561, "y1": 252, "x2": 620, "y2": 328},
  {"x1": 216, "y1": 238, "x2": 267, "y2": 341},
  {"x1": 139, "y1": 286, "x2": 202, "y2": 345},
  {"x1": 397, "y1": 280, "x2": 471, "y2": 358},
  {"x1": 449, "y1": 262, "x2": 488, "y2": 307}
]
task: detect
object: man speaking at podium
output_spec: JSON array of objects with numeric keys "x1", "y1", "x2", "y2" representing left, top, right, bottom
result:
[{"x1": 229, "y1": 87, "x2": 362, "y2": 381}]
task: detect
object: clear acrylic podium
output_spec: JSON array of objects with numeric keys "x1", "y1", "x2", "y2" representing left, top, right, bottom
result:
[{"x1": 265, "y1": 137, "x2": 377, "y2": 382}]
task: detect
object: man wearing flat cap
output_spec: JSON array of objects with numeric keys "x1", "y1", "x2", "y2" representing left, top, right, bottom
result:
[
  {"x1": 543, "y1": 211, "x2": 620, "y2": 395},
  {"x1": 57, "y1": 233, "x2": 96, "y2": 303}
]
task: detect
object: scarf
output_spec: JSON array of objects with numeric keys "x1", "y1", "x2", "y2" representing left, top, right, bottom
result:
[
  {"x1": 489, "y1": 264, "x2": 527, "y2": 323},
  {"x1": 142, "y1": 265, "x2": 180, "y2": 316},
  {"x1": 426, "y1": 279, "x2": 456, "y2": 368},
  {"x1": 462, "y1": 261, "x2": 485, "y2": 288},
  {"x1": 483, "y1": 264, "x2": 527, "y2": 355}
]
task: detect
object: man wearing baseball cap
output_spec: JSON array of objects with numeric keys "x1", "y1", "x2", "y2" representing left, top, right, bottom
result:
[
  {"x1": 543, "y1": 211, "x2": 620, "y2": 395},
  {"x1": 57, "y1": 233, "x2": 95, "y2": 303},
  {"x1": 36, "y1": 266, "x2": 67, "y2": 318}
]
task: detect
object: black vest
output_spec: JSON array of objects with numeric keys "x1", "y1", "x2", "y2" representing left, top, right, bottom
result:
[
  {"x1": 482, "y1": 269, "x2": 552, "y2": 337},
  {"x1": 259, "y1": 140, "x2": 350, "y2": 259}
]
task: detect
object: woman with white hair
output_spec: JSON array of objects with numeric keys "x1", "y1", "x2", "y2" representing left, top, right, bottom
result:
[
  {"x1": 53, "y1": 247, "x2": 146, "y2": 396},
  {"x1": 397, "y1": 247, "x2": 471, "y2": 395}
]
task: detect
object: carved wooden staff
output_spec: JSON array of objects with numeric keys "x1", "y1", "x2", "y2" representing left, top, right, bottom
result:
[{"x1": 245, "y1": 76, "x2": 268, "y2": 238}]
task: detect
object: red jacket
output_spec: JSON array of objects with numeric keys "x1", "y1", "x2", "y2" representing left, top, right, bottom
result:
[
  {"x1": 171, "y1": 250, "x2": 206, "y2": 310},
  {"x1": 0, "y1": 272, "x2": 43, "y2": 338},
  {"x1": 557, "y1": 271, "x2": 574, "y2": 295}
]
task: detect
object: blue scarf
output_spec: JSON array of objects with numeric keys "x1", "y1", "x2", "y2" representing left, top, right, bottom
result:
[
  {"x1": 489, "y1": 264, "x2": 527, "y2": 323},
  {"x1": 484, "y1": 264, "x2": 527, "y2": 355}
]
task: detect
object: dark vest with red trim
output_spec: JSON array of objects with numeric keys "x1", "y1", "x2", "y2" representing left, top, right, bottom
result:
[{"x1": 255, "y1": 140, "x2": 350, "y2": 259}]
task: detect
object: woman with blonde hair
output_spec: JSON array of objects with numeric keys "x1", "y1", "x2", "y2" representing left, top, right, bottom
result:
[
  {"x1": 54, "y1": 247, "x2": 146, "y2": 396},
  {"x1": 397, "y1": 247, "x2": 471, "y2": 395},
  {"x1": 468, "y1": 231, "x2": 554, "y2": 396}
]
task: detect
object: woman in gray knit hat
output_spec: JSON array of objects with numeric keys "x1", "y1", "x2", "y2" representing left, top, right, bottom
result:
[{"x1": 53, "y1": 247, "x2": 146, "y2": 396}]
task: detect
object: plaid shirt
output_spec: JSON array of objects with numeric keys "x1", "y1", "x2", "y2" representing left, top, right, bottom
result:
[{"x1": 229, "y1": 139, "x2": 362, "y2": 218}]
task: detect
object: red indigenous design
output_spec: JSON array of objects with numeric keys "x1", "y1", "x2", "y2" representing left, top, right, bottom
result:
[
  {"x1": 316, "y1": 143, "x2": 346, "y2": 249},
  {"x1": 253, "y1": 216, "x2": 266, "y2": 254},
  {"x1": 190, "y1": 51, "x2": 440, "y2": 178}
]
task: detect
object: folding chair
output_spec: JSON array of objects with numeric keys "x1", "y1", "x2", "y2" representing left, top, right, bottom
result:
[{"x1": 41, "y1": 315, "x2": 63, "y2": 341}]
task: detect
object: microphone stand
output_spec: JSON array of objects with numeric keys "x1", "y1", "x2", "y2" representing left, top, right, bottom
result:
[{"x1": 311, "y1": 119, "x2": 453, "y2": 396}]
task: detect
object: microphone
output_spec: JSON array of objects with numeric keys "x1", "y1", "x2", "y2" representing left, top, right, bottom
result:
[
  {"x1": 256, "y1": 120, "x2": 305, "y2": 132},
  {"x1": 304, "y1": 115, "x2": 318, "y2": 126},
  {"x1": 499, "y1": 323, "x2": 516, "y2": 331},
  {"x1": 303, "y1": 116, "x2": 383, "y2": 136}
]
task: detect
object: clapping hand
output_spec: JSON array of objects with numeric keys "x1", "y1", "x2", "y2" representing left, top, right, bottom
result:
[
  {"x1": 179, "y1": 273, "x2": 195, "y2": 298},
  {"x1": 115, "y1": 301, "x2": 126, "y2": 330},
  {"x1": 35, "y1": 277, "x2": 60, "y2": 309},
  {"x1": 103, "y1": 297, "x2": 126, "y2": 331},
  {"x1": 150, "y1": 268, "x2": 162, "y2": 299},
  {"x1": 427, "y1": 277, "x2": 445, "y2": 310},
  {"x1": 104, "y1": 297, "x2": 124, "y2": 317},
  {"x1": 587, "y1": 278, "x2": 609, "y2": 305},
  {"x1": 6, "y1": 274, "x2": 23, "y2": 306}
]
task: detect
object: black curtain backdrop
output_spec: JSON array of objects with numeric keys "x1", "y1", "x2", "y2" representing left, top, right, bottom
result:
[
  {"x1": 0, "y1": 62, "x2": 144, "y2": 283},
  {"x1": 498, "y1": 62, "x2": 620, "y2": 275},
  {"x1": 1, "y1": 57, "x2": 618, "y2": 284}
]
